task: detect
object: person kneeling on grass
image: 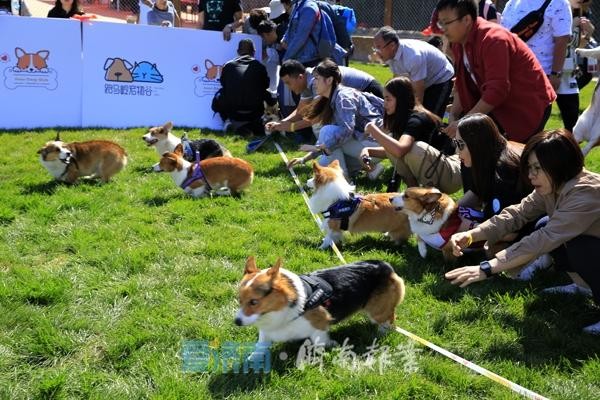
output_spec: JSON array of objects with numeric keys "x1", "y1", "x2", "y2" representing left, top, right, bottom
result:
[
  {"x1": 445, "y1": 129, "x2": 600, "y2": 335},
  {"x1": 287, "y1": 60, "x2": 384, "y2": 181}
]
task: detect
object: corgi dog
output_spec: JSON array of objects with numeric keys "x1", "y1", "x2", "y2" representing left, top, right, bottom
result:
[
  {"x1": 15, "y1": 47, "x2": 49, "y2": 72},
  {"x1": 235, "y1": 256, "x2": 405, "y2": 347},
  {"x1": 143, "y1": 121, "x2": 231, "y2": 169},
  {"x1": 155, "y1": 144, "x2": 252, "y2": 197},
  {"x1": 573, "y1": 46, "x2": 600, "y2": 156},
  {"x1": 391, "y1": 187, "x2": 470, "y2": 261},
  {"x1": 307, "y1": 160, "x2": 411, "y2": 250},
  {"x1": 205, "y1": 59, "x2": 223, "y2": 81},
  {"x1": 37, "y1": 133, "x2": 127, "y2": 184}
]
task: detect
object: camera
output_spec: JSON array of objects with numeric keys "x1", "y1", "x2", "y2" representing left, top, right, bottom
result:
[{"x1": 361, "y1": 155, "x2": 372, "y2": 165}]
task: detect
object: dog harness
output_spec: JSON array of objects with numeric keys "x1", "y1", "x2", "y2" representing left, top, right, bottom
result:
[
  {"x1": 419, "y1": 209, "x2": 462, "y2": 250},
  {"x1": 181, "y1": 140, "x2": 194, "y2": 160},
  {"x1": 180, "y1": 151, "x2": 212, "y2": 191},
  {"x1": 322, "y1": 194, "x2": 362, "y2": 231},
  {"x1": 297, "y1": 274, "x2": 334, "y2": 312}
]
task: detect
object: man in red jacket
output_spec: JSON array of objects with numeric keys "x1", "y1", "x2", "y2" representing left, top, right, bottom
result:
[{"x1": 435, "y1": 0, "x2": 556, "y2": 143}]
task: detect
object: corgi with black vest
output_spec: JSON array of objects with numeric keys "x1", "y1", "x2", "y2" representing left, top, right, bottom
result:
[{"x1": 235, "y1": 256, "x2": 405, "y2": 347}]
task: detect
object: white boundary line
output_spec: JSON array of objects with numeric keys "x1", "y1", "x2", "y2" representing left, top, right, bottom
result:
[{"x1": 273, "y1": 141, "x2": 549, "y2": 400}]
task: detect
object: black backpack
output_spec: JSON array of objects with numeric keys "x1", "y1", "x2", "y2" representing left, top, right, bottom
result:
[{"x1": 509, "y1": 0, "x2": 553, "y2": 42}]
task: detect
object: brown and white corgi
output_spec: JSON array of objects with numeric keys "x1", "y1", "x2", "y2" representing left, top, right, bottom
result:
[
  {"x1": 391, "y1": 187, "x2": 471, "y2": 261},
  {"x1": 142, "y1": 121, "x2": 231, "y2": 168},
  {"x1": 235, "y1": 256, "x2": 405, "y2": 347},
  {"x1": 37, "y1": 134, "x2": 127, "y2": 184},
  {"x1": 155, "y1": 144, "x2": 252, "y2": 197},
  {"x1": 307, "y1": 160, "x2": 411, "y2": 249}
]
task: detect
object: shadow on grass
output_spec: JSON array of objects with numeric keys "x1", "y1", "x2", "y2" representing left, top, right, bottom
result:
[
  {"x1": 21, "y1": 178, "x2": 106, "y2": 195},
  {"x1": 207, "y1": 373, "x2": 271, "y2": 397},
  {"x1": 21, "y1": 180, "x2": 62, "y2": 195}
]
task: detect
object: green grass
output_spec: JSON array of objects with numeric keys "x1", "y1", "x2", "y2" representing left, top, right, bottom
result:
[{"x1": 0, "y1": 63, "x2": 599, "y2": 399}]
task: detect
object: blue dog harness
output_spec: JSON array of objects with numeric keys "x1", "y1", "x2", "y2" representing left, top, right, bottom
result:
[
  {"x1": 322, "y1": 194, "x2": 362, "y2": 231},
  {"x1": 180, "y1": 151, "x2": 212, "y2": 191}
]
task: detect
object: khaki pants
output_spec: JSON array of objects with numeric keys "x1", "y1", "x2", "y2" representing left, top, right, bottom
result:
[{"x1": 387, "y1": 141, "x2": 462, "y2": 194}]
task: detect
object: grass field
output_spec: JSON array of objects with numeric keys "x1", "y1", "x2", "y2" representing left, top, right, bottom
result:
[{"x1": 0, "y1": 63, "x2": 599, "y2": 399}]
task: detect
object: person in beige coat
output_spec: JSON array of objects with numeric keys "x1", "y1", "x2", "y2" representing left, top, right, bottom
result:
[{"x1": 445, "y1": 129, "x2": 600, "y2": 335}]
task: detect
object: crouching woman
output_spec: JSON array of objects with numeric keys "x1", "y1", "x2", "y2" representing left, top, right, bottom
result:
[
  {"x1": 445, "y1": 129, "x2": 600, "y2": 334},
  {"x1": 288, "y1": 59, "x2": 383, "y2": 178}
]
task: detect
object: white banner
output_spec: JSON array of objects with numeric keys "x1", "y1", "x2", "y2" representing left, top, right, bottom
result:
[
  {"x1": 81, "y1": 22, "x2": 262, "y2": 129},
  {"x1": 0, "y1": 16, "x2": 82, "y2": 129}
]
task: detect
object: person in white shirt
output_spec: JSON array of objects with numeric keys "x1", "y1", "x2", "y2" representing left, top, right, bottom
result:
[{"x1": 502, "y1": 0, "x2": 577, "y2": 131}]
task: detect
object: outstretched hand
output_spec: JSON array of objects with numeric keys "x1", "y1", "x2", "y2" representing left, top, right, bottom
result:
[{"x1": 444, "y1": 265, "x2": 486, "y2": 288}]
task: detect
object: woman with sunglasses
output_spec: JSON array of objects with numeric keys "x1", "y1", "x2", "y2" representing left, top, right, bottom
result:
[
  {"x1": 446, "y1": 129, "x2": 600, "y2": 334},
  {"x1": 288, "y1": 59, "x2": 383, "y2": 179},
  {"x1": 359, "y1": 76, "x2": 462, "y2": 194}
]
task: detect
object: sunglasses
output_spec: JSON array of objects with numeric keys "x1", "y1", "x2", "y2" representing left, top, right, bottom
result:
[{"x1": 453, "y1": 138, "x2": 466, "y2": 151}]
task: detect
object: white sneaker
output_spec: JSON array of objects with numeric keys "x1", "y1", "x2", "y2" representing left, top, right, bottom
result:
[
  {"x1": 512, "y1": 254, "x2": 553, "y2": 281},
  {"x1": 541, "y1": 283, "x2": 593, "y2": 297},
  {"x1": 367, "y1": 163, "x2": 385, "y2": 181},
  {"x1": 583, "y1": 320, "x2": 600, "y2": 335}
]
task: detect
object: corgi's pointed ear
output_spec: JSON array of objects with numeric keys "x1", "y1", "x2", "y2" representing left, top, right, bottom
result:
[
  {"x1": 328, "y1": 159, "x2": 341, "y2": 169},
  {"x1": 15, "y1": 47, "x2": 25, "y2": 58},
  {"x1": 312, "y1": 161, "x2": 321, "y2": 172},
  {"x1": 422, "y1": 190, "x2": 442, "y2": 205},
  {"x1": 164, "y1": 121, "x2": 173, "y2": 131},
  {"x1": 174, "y1": 143, "x2": 183, "y2": 155},
  {"x1": 267, "y1": 257, "x2": 282, "y2": 277},
  {"x1": 37, "y1": 50, "x2": 50, "y2": 60},
  {"x1": 54, "y1": 132, "x2": 61, "y2": 142},
  {"x1": 244, "y1": 256, "x2": 258, "y2": 275}
]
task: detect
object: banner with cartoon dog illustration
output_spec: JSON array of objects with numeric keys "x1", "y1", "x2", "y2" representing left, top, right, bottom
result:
[
  {"x1": 0, "y1": 17, "x2": 82, "y2": 129},
  {"x1": 81, "y1": 21, "x2": 262, "y2": 129}
]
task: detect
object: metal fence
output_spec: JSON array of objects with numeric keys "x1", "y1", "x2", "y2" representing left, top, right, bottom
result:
[{"x1": 76, "y1": 0, "x2": 600, "y2": 42}]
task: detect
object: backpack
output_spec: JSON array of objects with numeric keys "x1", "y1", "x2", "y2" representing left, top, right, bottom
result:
[
  {"x1": 509, "y1": 0, "x2": 552, "y2": 42},
  {"x1": 311, "y1": 6, "x2": 337, "y2": 59},
  {"x1": 317, "y1": 1, "x2": 356, "y2": 51}
]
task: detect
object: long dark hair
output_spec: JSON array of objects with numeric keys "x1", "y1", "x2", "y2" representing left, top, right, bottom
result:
[
  {"x1": 303, "y1": 59, "x2": 341, "y2": 125},
  {"x1": 383, "y1": 76, "x2": 440, "y2": 139},
  {"x1": 457, "y1": 114, "x2": 523, "y2": 200},
  {"x1": 521, "y1": 129, "x2": 584, "y2": 192},
  {"x1": 55, "y1": 0, "x2": 83, "y2": 15}
]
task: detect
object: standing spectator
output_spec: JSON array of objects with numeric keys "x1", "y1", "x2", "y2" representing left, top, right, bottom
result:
[
  {"x1": 0, "y1": 0, "x2": 31, "y2": 15},
  {"x1": 502, "y1": 0, "x2": 577, "y2": 132},
  {"x1": 359, "y1": 76, "x2": 463, "y2": 194},
  {"x1": 373, "y1": 26, "x2": 455, "y2": 118},
  {"x1": 266, "y1": 59, "x2": 383, "y2": 139},
  {"x1": 47, "y1": 0, "x2": 83, "y2": 18},
  {"x1": 445, "y1": 129, "x2": 600, "y2": 335},
  {"x1": 281, "y1": 0, "x2": 335, "y2": 67},
  {"x1": 198, "y1": 0, "x2": 243, "y2": 41},
  {"x1": 213, "y1": 39, "x2": 275, "y2": 136},
  {"x1": 478, "y1": 0, "x2": 499, "y2": 22},
  {"x1": 572, "y1": 0, "x2": 596, "y2": 89},
  {"x1": 147, "y1": 0, "x2": 180, "y2": 27},
  {"x1": 435, "y1": 0, "x2": 556, "y2": 143}
]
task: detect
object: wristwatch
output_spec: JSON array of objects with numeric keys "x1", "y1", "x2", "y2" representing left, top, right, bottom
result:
[
  {"x1": 549, "y1": 70, "x2": 562, "y2": 78},
  {"x1": 479, "y1": 260, "x2": 494, "y2": 278}
]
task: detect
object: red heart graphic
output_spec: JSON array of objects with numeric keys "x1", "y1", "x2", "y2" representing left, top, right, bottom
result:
[
  {"x1": 192, "y1": 65, "x2": 199, "y2": 73},
  {"x1": 0, "y1": 54, "x2": 8, "y2": 62}
]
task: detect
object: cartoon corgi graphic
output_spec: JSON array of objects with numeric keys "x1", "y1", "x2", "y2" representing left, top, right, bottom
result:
[
  {"x1": 204, "y1": 59, "x2": 222, "y2": 81},
  {"x1": 15, "y1": 48, "x2": 49, "y2": 72},
  {"x1": 103, "y1": 58, "x2": 134, "y2": 82}
]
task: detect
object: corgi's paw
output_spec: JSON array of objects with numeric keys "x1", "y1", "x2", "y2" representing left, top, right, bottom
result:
[
  {"x1": 320, "y1": 236, "x2": 333, "y2": 250},
  {"x1": 214, "y1": 186, "x2": 232, "y2": 196},
  {"x1": 417, "y1": 239, "x2": 428, "y2": 259}
]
